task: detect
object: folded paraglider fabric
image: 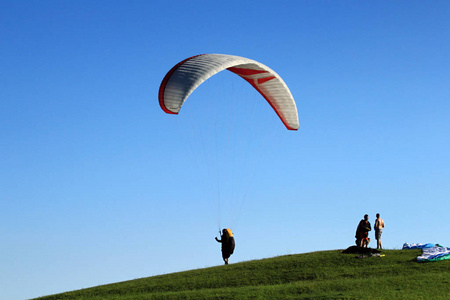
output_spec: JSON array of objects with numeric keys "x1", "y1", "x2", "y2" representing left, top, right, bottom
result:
[
  {"x1": 417, "y1": 246, "x2": 450, "y2": 262},
  {"x1": 402, "y1": 243, "x2": 450, "y2": 262},
  {"x1": 402, "y1": 243, "x2": 435, "y2": 249}
]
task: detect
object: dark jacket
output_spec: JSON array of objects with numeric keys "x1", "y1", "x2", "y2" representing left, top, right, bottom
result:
[{"x1": 356, "y1": 220, "x2": 371, "y2": 239}]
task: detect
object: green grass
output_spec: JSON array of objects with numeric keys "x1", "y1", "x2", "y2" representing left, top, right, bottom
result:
[{"x1": 34, "y1": 249, "x2": 450, "y2": 299}]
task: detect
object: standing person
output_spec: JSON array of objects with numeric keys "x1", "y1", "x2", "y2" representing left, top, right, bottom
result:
[
  {"x1": 374, "y1": 213, "x2": 385, "y2": 249},
  {"x1": 215, "y1": 228, "x2": 235, "y2": 265},
  {"x1": 355, "y1": 214, "x2": 372, "y2": 248}
]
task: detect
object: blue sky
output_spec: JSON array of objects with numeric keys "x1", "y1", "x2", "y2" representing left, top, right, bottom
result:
[{"x1": 1, "y1": 1, "x2": 450, "y2": 299}]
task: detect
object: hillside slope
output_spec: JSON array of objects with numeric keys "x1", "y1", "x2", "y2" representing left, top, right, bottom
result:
[{"x1": 34, "y1": 249, "x2": 450, "y2": 299}]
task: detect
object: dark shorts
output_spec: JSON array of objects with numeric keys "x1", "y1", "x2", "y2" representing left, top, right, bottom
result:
[{"x1": 375, "y1": 229, "x2": 382, "y2": 240}]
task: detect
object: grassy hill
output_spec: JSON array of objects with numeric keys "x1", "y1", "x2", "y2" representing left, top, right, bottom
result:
[{"x1": 34, "y1": 249, "x2": 450, "y2": 299}]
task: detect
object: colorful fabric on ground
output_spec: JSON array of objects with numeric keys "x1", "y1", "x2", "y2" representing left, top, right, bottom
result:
[
  {"x1": 402, "y1": 243, "x2": 435, "y2": 249},
  {"x1": 417, "y1": 246, "x2": 450, "y2": 262},
  {"x1": 402, "y1": 243, "x2": 450, "y2": 262}
]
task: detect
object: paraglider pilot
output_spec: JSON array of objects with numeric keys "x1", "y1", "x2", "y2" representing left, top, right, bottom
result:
[{"x1": 215, "y1": 228, "x2": 235, "y2": 265}]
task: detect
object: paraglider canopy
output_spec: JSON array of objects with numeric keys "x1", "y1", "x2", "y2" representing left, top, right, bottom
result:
[{"x1": 159, "y1": 54, "x2": 299, "y2": 130}]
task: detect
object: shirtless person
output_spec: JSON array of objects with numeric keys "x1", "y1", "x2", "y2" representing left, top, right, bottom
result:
[{"x1": 374, "y1": 213, "x2": 385, "y2": 249}]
